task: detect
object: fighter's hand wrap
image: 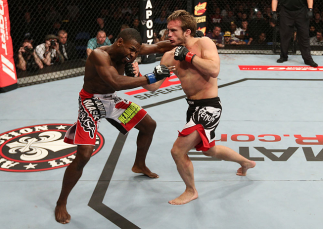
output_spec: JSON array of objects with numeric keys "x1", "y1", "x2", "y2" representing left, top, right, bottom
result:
[
  {"x1": 174, "y1": 45, "x2": 196, "y2": 63},
  {"x1": 125, "y1": 62, "x2": 142, "y2": 77},
  {"x1": 144, "y1": 65, "x2": 170, "y2": 84}
]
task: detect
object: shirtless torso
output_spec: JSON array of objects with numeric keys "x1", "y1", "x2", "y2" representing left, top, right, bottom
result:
[{"x1": 148, "y1": 36, "x2": 220, "y2": 100}]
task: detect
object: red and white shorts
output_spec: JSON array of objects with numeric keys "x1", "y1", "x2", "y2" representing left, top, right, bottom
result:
[
  {"x1": 178, "y1": 97, "x2": 222, "y2": 151},
  {"x1": 64, "y1": 89, "x2": 147, "y2": 145}
]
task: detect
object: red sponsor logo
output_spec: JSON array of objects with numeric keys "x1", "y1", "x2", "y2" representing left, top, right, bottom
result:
[
  {"x1": 194, "y1": 2, "x2": 207, "y2": 16},
  {"x1": 239, "y1": 65, "x2": 323, "y2": 71},
  {"x1": 197, "y1": 27, "x2": 206, "y2": 35}
]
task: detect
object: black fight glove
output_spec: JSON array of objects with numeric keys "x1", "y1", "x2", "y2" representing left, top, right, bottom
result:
[
  {"x1": 174, "y1": 45, "x2": 196, "y2": 63},
  {"x1": 307, "y1": 8, "x2": 313, "y2": 19},
  {"x1": 125, "y1": 62, "x2": 137, "y2": 77},
  {"x1": 195, "y1": 30, "x2": 204, "y2": 38},
  {"x1": 271, "y1": 11, "x2": 278, "y2": 21},
  {"x1": 145, "y1": 65, "x2": 170, "y2": 84}
]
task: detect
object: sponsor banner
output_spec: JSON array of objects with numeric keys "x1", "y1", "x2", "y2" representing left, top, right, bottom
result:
[
  {"x1": 0, "y1": 124, "x2": 104, "y2": 172},
  {"x1": 193, "y1": 1, "x2": 207, "y2": 35},
  {"x1": 239, "y1": 65, "x2": 323, "y2": 71},
  {"x1": 189, "y1": 133, "x2": 323, "y2": 161},
  {"x1": 0, "y1": 0, "x2": 17, "y2": 92},
  {"x1": 139, "y1": 0, "x2": 156, "y2": 63}
]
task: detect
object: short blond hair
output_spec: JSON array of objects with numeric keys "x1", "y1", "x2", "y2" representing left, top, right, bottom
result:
[{"x1": 167, "y1": 10, "x2": 197, "y2": 37}]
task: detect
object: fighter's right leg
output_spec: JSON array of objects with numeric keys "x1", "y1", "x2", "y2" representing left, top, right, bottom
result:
[
  {"x1": 55, "y1": 145, "x2": 94, "y2": 224},
  {"x1": 169, "y1": 131, "x2": 201, "y2": 205}
]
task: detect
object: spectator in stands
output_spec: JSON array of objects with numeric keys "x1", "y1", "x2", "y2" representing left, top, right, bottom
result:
[
  {"x1": 310, "y1": 30, "x2": 323, "y2": 46},
  {"x1": 153, "y1": 31, "x2": 160, "y2": 43},
  {"x1": 242, "y1": 12, "x2": 249, "y2": 22},
  {"x1": 221, "y1": 4, "x2": 231, "y2": 18},
  {"x1": 210, "y1": 7, "x2": 223, "y2": 24},
  {"x1": 263, "y1": 6, "x2": 273, "y2": 22},
  {"x1": 155, "y1": 10, "x2": 168, "y2": 28},
  {"x1": 87, "y1": 30, "x2": 112, "y2": 57},
  {"x1": 309, "y1": 25, "x2": 316, "y2": 38},
  {"x1": 222, "y1": 10, "x2": 236, "y2": 24},
  {"x1": 46, "y1": 6, "x2": 62, "y2": 23},
  {"x1": 17, "y1": 40, "x2": 43, "y2": 71},
  {"x1": 58, "y1": 30, "x2": 77, "y2": 61},
  {"x1": 249, "y1": 10, "x2": 268, "y2": 39},
  {"x1": 35, "y1": 34, "x2": 64, "y2": 66},
  {"x1": 158, "y1": 28, "x2": 169, "y2": 41},
  {"x1": 223, "y1": 31, "x2": 239, "y2": 45},
  {"x1": 92, "y1": 17, "x2": 113, "y2": 42},
  {"x1": 49, "y1": 21, "x2": 62, "y2": 36},
  {"x1": 250, "y1": 32, "x2": 267, "y2": 45},
  {"x1": 235, "y1": 11, "x2": 243, "y2": 28},
  {"x1": 132, "y1": 18, "x2": 140, "y2": 32},
  {"x1": 206, "y1": 25, "x2": 224, "y2": 47},
  {"x1": 235, "y1": 20, "x2": 253, "y2": 45},
  {"x1": 310, "y1": 12, "x2": 323, "y2": 31}
]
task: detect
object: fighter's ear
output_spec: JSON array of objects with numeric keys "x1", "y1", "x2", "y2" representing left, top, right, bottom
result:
[
  {"x1": 184, "y1": 29, "x2": 192, "y2": 37},
  {"x1": 116, "y1": 37, "x2": 124, "y2": 46}
]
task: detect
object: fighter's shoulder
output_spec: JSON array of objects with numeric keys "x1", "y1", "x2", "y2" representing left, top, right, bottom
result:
[
  {"x1": 89, "y1": 48, "x2": 110, "y2": 65},
  {"x1": 198, "y1": 36, "x2": 215, "y2": 45}
]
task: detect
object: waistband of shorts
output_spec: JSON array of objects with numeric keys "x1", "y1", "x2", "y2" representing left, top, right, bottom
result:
[
  {"x1": 80, "y1": 88, "x2": 117, "y2": 100},
  {"x1": 186, "y1": 97, "x2": 220, "y2": 106}
]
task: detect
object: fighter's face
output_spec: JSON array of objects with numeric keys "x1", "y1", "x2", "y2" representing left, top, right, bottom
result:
[
  {"x1": 167, "y1": 20, "x2": 186, "y2": 46},
  {"x1": 119, "y1": 38, "x2": 141, "y2": 64}
]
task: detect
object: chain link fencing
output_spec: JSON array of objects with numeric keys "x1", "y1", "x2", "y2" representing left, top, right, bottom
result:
[{"x1": 7, "y1": 0, "x2": 323, "y2": 87}]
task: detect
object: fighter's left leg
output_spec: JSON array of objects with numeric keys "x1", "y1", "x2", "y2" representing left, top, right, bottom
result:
[
  {"x1": 203, "y1": 145, "x2": 256, "y2": 176},
  {"x1": 132, "y1": 114, "x2": 158, "y2": 178}
]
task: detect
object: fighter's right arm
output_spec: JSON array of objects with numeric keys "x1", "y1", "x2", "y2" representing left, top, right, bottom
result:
[
  {"x1": 140, "y1": 40, "x2": 173, "y2": 55},
  {"x1": 142, "y1": 51, "x2": 174, "y2": 91},
  {"x1": 89, "y1": 50, "x2": 148, "y2": 91}
]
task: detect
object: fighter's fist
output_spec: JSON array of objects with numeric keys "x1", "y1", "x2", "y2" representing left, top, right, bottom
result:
[
  {"x1": 145, "y1": 65, "x2": 170, "y2": 84},
  {"x1": 174, "y1": 45, "x2": 196, "y2": 63},
  {"x1": 125, "y1": 62, "x2": 136, "y2": 77},
  {"x1": 125, "y1": 62, "x2": 141, "y2": 77}
]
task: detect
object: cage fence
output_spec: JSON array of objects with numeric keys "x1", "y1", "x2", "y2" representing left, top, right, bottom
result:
[{"x1": 6, "y1": 0, "x2": 323, "y2": 87}]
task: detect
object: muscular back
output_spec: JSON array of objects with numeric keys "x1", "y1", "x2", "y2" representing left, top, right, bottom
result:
[{"x1": 161, "y1": 37, "x2": 219, "y2": 100}]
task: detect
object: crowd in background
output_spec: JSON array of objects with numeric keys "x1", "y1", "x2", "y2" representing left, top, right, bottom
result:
[{"x1": 9, "y1": 0, "x2": 323, "y2": 72}]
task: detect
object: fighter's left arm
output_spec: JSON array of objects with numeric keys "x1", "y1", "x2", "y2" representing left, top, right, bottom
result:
[
  {"x1": 190, "y1": 37, "x2": 220, "y2": 78},
  {"x1": 139, "y1": 40, "x2": 173, "y2": 55}
]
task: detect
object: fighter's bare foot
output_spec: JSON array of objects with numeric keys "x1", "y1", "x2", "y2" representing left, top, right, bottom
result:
[
  {"x1": 55, "y1": 204, "x2": 71, "y2": 224},
  {"x1": 132, "y1": 165, "x2": 159, "y2": 178},
  {"x1": 168, "y1": 189, "x2": 198, "y2": 205},
  {"x1": 236, "y1": 160, "x2": 256, "y2": 176}
]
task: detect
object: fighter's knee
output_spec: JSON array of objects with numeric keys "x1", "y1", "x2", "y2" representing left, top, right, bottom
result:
[
  {"x1": 170, "y1": 147, "x2": 181, "y2": 160},
  {"x1": 75, "y1": 146, "x2": 93, "y2": 169},
  {"x1": 202, "y1": 151, "x2": 211, "y2": 157}
]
